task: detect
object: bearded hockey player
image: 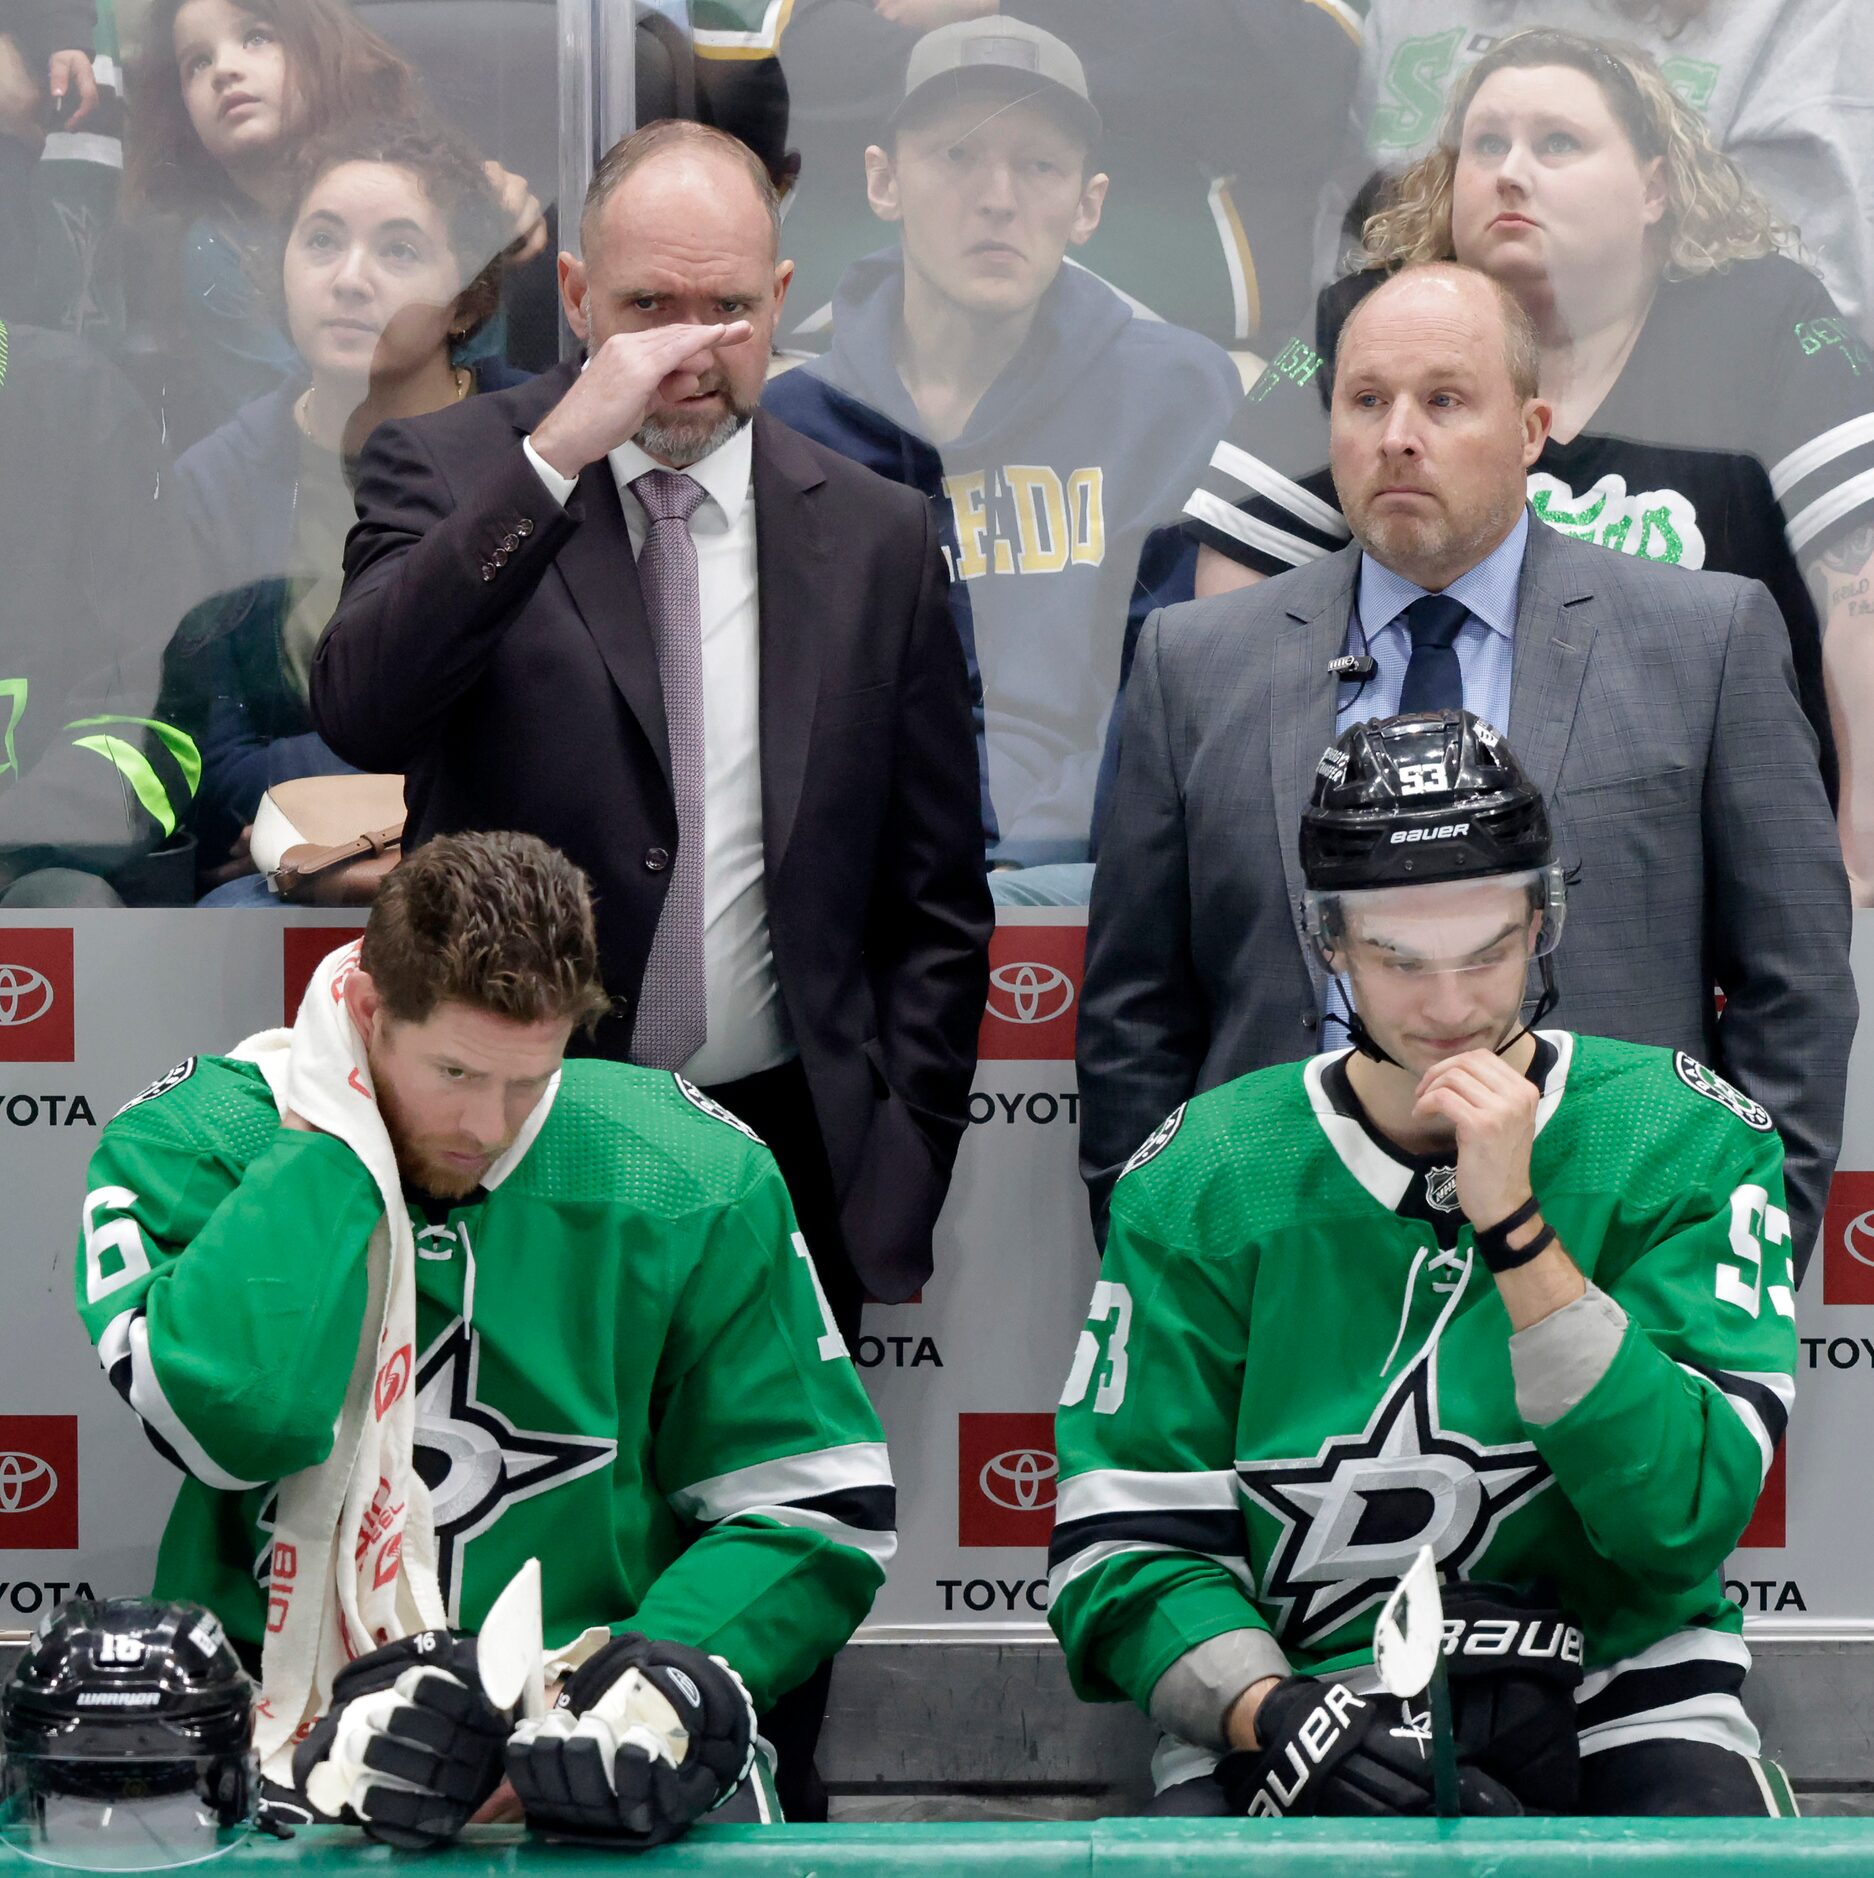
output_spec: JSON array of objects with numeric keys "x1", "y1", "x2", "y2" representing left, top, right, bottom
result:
[
  {"x1": 1050, "y1": 709, "x2": 1799, "y2": 1818},
  {"x1": 71, "y1": 831, "x2": 894, "y2": 1847}
]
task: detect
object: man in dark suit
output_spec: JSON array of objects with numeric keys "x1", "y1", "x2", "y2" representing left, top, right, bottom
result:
[
  {"x1": 312, "y1": 121, "x2": 991, "y2": 1813},
  {"x1": 1079, "y1": 263, "x2": 1853, "y2": 1274}
]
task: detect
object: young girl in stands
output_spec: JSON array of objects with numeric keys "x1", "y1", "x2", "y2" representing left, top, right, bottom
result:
[
  {"x1": 160, "y1": 119, "x2": 523, "y2": 902},
  {"x1": 124, "y1": 0, "x2": 540, "y2": 447}
]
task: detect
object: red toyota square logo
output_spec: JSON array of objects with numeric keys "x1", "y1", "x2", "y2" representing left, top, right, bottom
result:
[
  {"x1": 978, "y1": 925, "x2": 1085, "y2": 1062},
  {"x1": 283, "y1": 928, "x2": 365, "y2": 1026},
  {"x1": 1738, "y1": 1443, "x2": 1786, "y2": 1551},
  {"x1": 0, "y1": 929, "x2": 74, "y2": 1063},
  {"x1": 1824, "y1": 1171, "x2": 1874, "y2": 1305},
  {"x1": 0, "y1": 1415, "x2": 78, "y2": 1548},
  {"x1": 958, "y1": 1412, "x2": 1057, "y2": 1547}
]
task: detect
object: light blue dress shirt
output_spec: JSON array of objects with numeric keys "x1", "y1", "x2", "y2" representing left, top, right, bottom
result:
[{"x1": 1320, "y1": 510, "x2": 1532, "y2": 1048}]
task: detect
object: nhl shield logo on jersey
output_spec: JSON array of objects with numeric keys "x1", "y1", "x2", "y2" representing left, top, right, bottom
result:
[
  {"x1": 114, "y1": 1058, "x2": 197, "y2": 1117},
  {"x1": 1121, "y1": 1104, "x2": 1186, "y2": 1180},
  {"x1": 1237, "y1": 1356, "x2": 1551, "y2": 1646},
  {"x1": 1673, "y1": 1052, "x2": 1774, "y2": 1132},
  {"x1": 675, "y1": 1076, "x2": 766, "y2": 1144},
  {"x1": 1423, "y1": 1167, "x2": 1460, "y2": 1213}
]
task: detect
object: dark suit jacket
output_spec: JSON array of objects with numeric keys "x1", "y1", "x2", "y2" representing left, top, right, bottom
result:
[
  {"x1": 1079, "y1": 518, "x2": 1855, "y2": 1273},
  {"x1": 310, "y1": 363, "x2": 992, "y2": 1300}
]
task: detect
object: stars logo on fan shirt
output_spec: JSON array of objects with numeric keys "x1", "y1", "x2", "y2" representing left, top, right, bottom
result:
[
  {"x1": 413, "y1": 1317, "x2": 616, "y2": 1620},
  {"x1": 1237, "y1": 1356, "x2": 1551, "y2": 1647}
]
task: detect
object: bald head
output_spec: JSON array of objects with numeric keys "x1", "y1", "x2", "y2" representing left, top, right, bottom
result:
[
  {"x1": 1328, "y1": 261, "x2": 1551, "y2": 591},
  {"x1": 581, "y1": 119, "x2": 781, "y2": 264},
  {"x1": 1340, "y1": 264, "x2": 1540, "y2": 403},
  {"x1": 557, "y1": 119, "x2": 793, "y2": 468}
]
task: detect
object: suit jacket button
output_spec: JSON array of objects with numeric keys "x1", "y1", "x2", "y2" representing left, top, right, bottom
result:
[
  {"x1": 480, "y1": 563, "x2": 496, "y2": 581},
  {"x1": 1301, "y1": 1011, "x2": 1318, "y2": 1031},
  {"x1": 502, "y1": 533, "x2": 520, "y2": 552},
  {"x1": 643, "y1": 846, "x2": 670, "y2": 873},
  {"x1": 516, "y1": 517, "x2": 534, "y2": 536},
  {"x1": 493, "y1": 546, "x2": 510, "y2": 566}
]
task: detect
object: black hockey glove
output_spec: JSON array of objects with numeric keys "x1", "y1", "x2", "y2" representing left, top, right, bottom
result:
[
  {"x1": 290, "y1": 1630, "x2": 512, "y2": 1849},
  {"x1": 1443, "y1": 1581, "x2": 1586, "y2": 1815},
  {"x1": 1217, "y1": 1677, "x2": 1522, "y2": 1818},
  {"x1": 505, "y1": 1633, "x2": 757, "y2": 1847}
]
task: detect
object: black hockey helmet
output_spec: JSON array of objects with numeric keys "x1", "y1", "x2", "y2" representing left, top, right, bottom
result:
[
  {"x1": 1299, "y1": 711, "x2": 1566, "y2": 1062},
  {"x1": 1, "y1": 1598, "x2": 257, "y2": 1869},
  {"x1": 1300, "y1": 708, "x2": 1553, "y2": 891}
]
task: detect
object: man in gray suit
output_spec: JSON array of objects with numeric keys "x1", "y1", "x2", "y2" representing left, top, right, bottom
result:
[{"x1": 1079, "y1": 263, "x2": 1854, "y2": 1272}]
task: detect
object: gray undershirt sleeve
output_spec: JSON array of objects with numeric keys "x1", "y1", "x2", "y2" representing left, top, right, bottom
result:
[
  {"x1": 1510, "y1": 1282, "x2": 1630, "y2": 1427},
  {"x1": 1147, "y1": 1628, "x2": 1292, "y2": 1750}
]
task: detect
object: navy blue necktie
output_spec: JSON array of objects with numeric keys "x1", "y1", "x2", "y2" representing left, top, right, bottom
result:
[{"x1": 1397, "y1": 593, "x2": 1469, "y2": 715}]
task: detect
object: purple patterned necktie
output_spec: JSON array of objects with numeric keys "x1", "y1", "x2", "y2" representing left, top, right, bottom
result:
[{"x1": 629, "y1": 468, "x2": 710, "y2": 1069}]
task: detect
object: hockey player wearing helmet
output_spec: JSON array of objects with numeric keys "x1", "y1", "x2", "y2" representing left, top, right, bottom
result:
[{"x1": 1050, "y1": 709, "x2": 1798, "y2": 1820}]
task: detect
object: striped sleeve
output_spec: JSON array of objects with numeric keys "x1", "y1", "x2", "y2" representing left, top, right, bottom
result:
[
  {"x1": 1182, "y1": 335, "x2": 1349, "y2": 575},
  {"x1": 668, "y1": 1441, "x2": 897, "y2": 1572},
  {"x1": 1762, "y1": 267, "x2": 1874, "y2": 561}
]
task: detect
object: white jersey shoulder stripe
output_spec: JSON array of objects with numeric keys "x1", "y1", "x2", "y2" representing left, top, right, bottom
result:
[
  {"x1": 1769, "y1": 411, "x2": 1874, "y2": 502},
  {"x1": 1184, "y1": 488, "x2": 1332, "y2": 567},
  {"x1": 1784, "y1": 463, "x2": 1874, "y2": 560},
  {"x1": 1208, "y1": 440, "x2": 1352, "y2": 541},
  {"x1": 669, "y1": 1441, "x2": 894, "y2": 1522},
  {"x1": 97, "y1": 1309, "x2": 266, "y2": 1493},
  {"x1": 1056, "y1": 1467, "x2": 1239, "y2": 1524}
]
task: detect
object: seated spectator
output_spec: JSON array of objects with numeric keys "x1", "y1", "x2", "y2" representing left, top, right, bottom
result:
[
  {"x1": 763, "y1": 0, "x2": 1359, "y2": 351},
  {"x1": 1184, "y1": 27, "x2": 1874, "y2": 894},
  {"x1": 0, "y1": 318, "x2": 195, "y2": 905},
  {"x1": 162, "y1": 120, "x2": 523, "y2": 902},
  {"x1": 764, "y1": 16, "x2": 1239, "y2": 886},
  {"x1": 1054, "y1": 711, "x2": 1798, "y2": 1818},
  {"x1": 1322, "y1": 0, "x2": 1872, "y2": 331},
  {"x1": 0, "y1": 0, "x2": 99, "y2": 319},
  {"x1": 121, "y1": 0, "x2": 544, "y2": 450}
]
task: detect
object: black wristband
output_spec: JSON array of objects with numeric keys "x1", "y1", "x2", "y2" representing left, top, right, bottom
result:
[{"x1": 1473, "y1": 1195, "x2": 1553, "y2": 1273}]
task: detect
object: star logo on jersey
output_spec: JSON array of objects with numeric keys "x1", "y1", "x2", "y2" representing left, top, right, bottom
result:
[
  {"x1": 413, "y1": 1317, "x2": 616, "y2": 1620},
  {"x1": 1237, "y1": 1357, "x2": 1551, "y2": 1647}
]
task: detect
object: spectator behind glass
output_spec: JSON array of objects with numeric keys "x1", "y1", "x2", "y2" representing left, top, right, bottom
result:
[
  {"x1": 1184, "y1": 27, "x2": 1874, "y2": 897},
  {"x1": 122, "y1": 0, "x2": 543, "y2": 450},
  {"x1": 161, "y1": 120, "x2": 521, "y2": 903},
  {"x1": 763, "y1": 17, "x2": 1240, "y2": 896},
  {"x1": 752, "y1": 0, "x2": 1358, "y2": 353},
  {"x1": 1321, "y1": 0, "x2": 1871, "y2": 331}
]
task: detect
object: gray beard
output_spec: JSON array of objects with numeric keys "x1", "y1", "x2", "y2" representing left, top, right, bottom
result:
[{"x1": 634, "y1": 406, "x2": 751, "y2": 468}]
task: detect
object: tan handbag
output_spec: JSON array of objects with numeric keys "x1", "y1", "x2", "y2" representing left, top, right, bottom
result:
[{"x1": 251, "y1": 774, "x2": 406, "y2": 906}]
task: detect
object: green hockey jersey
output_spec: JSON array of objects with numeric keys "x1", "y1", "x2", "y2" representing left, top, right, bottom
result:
[
  {"x1": 74, "y1": 1053, "x2": 893, "y2": 1711},
  {"x1": 1051, "y1": 1033, "x2": 1795, "y2": 1751}
]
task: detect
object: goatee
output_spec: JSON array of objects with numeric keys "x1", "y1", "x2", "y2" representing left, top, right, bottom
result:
[{"x1": 635, "y1": 406, "x2": 751, "y2": 468}]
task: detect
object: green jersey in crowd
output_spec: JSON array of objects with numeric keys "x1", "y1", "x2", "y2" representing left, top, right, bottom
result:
[
  {"x1": 1050, "y1": 1032, "x2": 1796, "y2": 1765},
  {"x1": 73, "y1": 1054, "x2": 893, "y2": 1711}
]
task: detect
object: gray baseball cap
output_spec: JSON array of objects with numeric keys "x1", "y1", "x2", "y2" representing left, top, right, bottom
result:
[{"x1": 889, "y1": 16, "x2": 1101, "y2": 147}]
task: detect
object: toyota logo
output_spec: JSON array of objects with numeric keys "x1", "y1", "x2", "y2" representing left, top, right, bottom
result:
[
  {"x1": 1846, "y1": 1209, "x2": 1874, "y2": 1269},
  {"x1": 979, "y1": 1448, "x2": 1058, "y2": 1513},
  {"x1": 0, "y1": 1451, "x2": 57, "y2": 1515},
  {"x1": 0, "y1": 965, "x2": 53, "y2": 1028},
  {"x1": 986, "y1": 963, "x2": 1074, "y2": 1026}
]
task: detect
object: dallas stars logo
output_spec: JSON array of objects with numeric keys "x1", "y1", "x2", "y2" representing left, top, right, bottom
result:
[
  {"x1": 1238, "y1": 1356, "x2": 1551, "y2": 1646},
  {"x1": 414, "y1": 1317, "x2": 616, "y2": 1620}
]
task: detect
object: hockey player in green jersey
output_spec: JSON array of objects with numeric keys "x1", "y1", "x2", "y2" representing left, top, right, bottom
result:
[
  {"x1": 1051, "y1": 709, "x2": 1800, "y2": 1819},
  {"x1": 73, "y1": 832, "x2": 894, "y2": 1847}
]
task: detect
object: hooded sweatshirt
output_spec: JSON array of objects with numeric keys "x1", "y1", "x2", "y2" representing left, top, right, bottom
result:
[{"x1": 765, "y1": 249, "x2": 1238, "y2": 861}]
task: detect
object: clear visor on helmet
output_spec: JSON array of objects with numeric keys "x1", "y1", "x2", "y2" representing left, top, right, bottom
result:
[
  {"x1": 0, "y1": 1746, "x2": 256, "y2": 1871},
  {"x1": 1302, "y1": 864, "x2": 1566, "y2": 978}
]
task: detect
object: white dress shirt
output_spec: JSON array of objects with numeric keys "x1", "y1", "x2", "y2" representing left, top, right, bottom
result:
[{"x1": 524, "y1": 421, "x2": 793, "y2": 1085}]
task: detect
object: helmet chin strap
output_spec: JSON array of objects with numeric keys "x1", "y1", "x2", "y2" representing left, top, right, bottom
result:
[{"x1": 1327, "y1": 955, "x2": 1559, "y2": 1070}]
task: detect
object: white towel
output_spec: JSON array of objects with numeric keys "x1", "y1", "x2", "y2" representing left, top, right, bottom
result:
[{"x1": 230, "y1": 939, "x2": 446, "y2": 1783}]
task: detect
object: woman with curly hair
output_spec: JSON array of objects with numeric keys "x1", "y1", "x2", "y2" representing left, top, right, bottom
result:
[
  {"x1": 123, "y1": 0, "x2": 543, "y2": 448},
  {"x1": 159, "y1": 120, "x2": 529, "y2": 901},
  {"x1": 1183, "y1": 27, "x2": 1874, "y2": 895}
]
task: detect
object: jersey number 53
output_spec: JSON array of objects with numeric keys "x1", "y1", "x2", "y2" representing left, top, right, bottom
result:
[{"x1": 1060, "y1": 1282, "x2": 1133, "y2": 1415}]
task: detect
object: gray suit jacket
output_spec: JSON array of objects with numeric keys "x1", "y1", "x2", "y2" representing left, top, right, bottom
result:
[{"x1": 1079, "y1": 518, "x2": 1854, "y2": 1272}]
